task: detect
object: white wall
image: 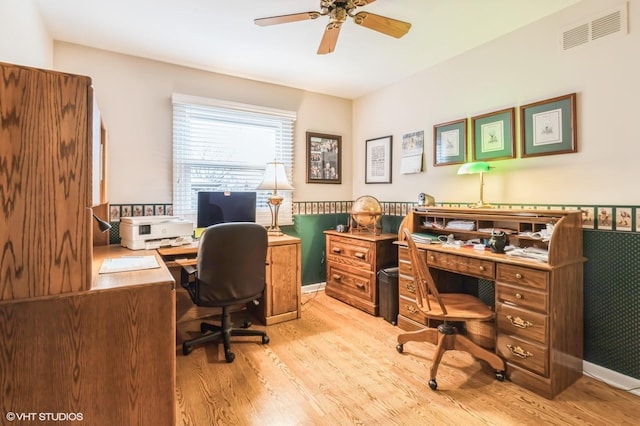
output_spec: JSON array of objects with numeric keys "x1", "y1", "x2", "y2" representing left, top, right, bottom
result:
[
  {"x1": 353, "y1": 0, "x2": 638, "y2": 206},
  {"x1": 0, "y1": 0, "x2": 52, "y2": 68},
  {"x1": 52, "y1": 43, "x2": 353, "y2": 204}
]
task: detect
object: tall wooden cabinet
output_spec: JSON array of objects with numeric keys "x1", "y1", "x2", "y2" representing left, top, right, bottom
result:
[
  {"x1": 0, "y1": 62, "x2": 176, "y2": 423},
  {"x1": 399, "y1": 207, "x2": 585, "y2": 398}
]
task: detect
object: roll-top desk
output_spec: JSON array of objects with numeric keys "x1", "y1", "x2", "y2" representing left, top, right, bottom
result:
[{"x1": 398, "y1": 207, "x2": 585, "y2": 399}]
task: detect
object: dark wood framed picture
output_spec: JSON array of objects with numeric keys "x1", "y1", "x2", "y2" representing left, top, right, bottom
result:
[
  {"x1": 520, "y1": 93, "x2": 577, "y2": 158},
  {"x1": 365, "y1": 135, "x2": 392, "y2": 184},
  {"x1": 471, "y1": 107, "x2": 515, "y2": 161},
  {"x1": 433, "y1": 118, "x2": 467, "y2": 166},
  {"x1": 306, "y1": 132, "x2": 341, "y2": 184}
]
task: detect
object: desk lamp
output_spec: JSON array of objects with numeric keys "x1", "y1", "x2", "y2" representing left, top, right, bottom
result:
[
  {"x1": 457, "y1": 161, "x2": 494, "y2": 208},
  {"x1": 93, "y1": 213, "x2": 112, "y2": 232},
  {"x1": 257, "y1": 160, "x2": 294, "y2": 236}
]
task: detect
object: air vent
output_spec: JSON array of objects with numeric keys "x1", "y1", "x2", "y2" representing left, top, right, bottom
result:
[{"x1": 561, "y1": 2, "x2": 628, "y2": 51}]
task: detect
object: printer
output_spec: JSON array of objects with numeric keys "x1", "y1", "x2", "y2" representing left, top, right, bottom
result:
[{"x1": 120, "y1": 215, "x2": 194, "y2": 250}]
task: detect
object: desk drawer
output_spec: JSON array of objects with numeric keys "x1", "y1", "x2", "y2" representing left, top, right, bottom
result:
[
  {"x1": 496, "y1": 264, "x2": 548, "y2": 291},
  {"x1": 399, "y1": 295, "x2": 428, "y2": 324},
  {"x1": 326, "y1": 262, "x2": 374, "y2": 302},
  {"x1": 327, "y1": 235, "x2": 372, "y2": 269},
  {"x1": 426, "y1": 250, "x2": 495, "y2": 280},
  {"x1": 399, "y1": 276, "x2": 418, "y2": 299},
  {"x1": 496, "y1": 283, "x2": 548, "y2": 313},
  {"x1": 497, "y1": 334, "x2": 548, "y2": 377},
  {"x1": 497, "y1": 303, "x2": 548, "y2": 345}
]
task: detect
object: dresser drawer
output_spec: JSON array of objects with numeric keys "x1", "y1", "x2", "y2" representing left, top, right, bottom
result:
[
  {"x1": 496, "y1": 283, "x2": 548, "y2": 313},
  {"x1": 497, "y1": 303, "x2": 548, "y2": 345},
  {"x1": 426, "y1": 250, "x2": 495, "y2": 280},
  {"x1": 496, "y1": 264, "x2": 548, "y2": 291},
  {"x1": 497, "y1": 335, "x2": 548, "y2": 377},
  {"x1": 326, "y1": 262, "x2": 374, "y2": 303},
  {"x1": 327, "y1": 235, "x2": 373, "y2": 269}
]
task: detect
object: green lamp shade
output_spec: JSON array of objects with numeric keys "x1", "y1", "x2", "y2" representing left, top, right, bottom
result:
[{"x1": 457, "y1": 161, "x2": 491, "y2": 175}]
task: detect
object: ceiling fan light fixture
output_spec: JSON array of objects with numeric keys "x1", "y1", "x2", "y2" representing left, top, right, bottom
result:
[{"x1": 255, "y1": 0, "x2": 411, "y2": 54}]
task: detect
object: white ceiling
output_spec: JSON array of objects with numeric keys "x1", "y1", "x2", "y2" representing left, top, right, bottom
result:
[{"x1": 34, "y1": 0, "x2": 582, "y2": 99}]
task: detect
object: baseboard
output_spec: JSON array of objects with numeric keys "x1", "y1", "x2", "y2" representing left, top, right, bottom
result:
[
  {"x1": 583, "y1": 361, "x2": 640, "y2": 396},
  {"x1": 302, "y1": 282, "x2": 326, "y2": 295}
]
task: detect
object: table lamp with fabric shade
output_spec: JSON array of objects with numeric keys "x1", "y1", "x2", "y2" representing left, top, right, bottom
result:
[{"x1": 257, "y1": 161, "x2": 294, "y2": 236}]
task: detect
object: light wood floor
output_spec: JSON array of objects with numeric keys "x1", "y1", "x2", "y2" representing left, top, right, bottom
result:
[{"x1": 175, "y1": 292, "x2": 640, "y2": 425}]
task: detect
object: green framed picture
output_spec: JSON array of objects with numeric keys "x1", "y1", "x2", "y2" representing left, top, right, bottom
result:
[
  {"x1": 471, "y1": 107, "x2": 515, "y2": 161},
  {"x1": 433, "y1": 118, "x2": 466, "y2": 166},
  {"x1": 520, "y1": 93, "x2": 577, "y2": 158}
]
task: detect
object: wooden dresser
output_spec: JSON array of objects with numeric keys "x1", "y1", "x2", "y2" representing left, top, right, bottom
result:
[
  {"x1": 324, "y1": 230, "x2": 398, "y2": 316},
  {"x1": 398, "y1": 207, "x2": 585, "y2": 399}
]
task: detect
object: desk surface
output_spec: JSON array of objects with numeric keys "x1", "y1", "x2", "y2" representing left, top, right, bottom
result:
[
  {"x1": 157, "y1": 233, "x2": 301, "y2": 257},
  {"x1": 92, "y1": 245, "x2": 175, "y2": 291}
]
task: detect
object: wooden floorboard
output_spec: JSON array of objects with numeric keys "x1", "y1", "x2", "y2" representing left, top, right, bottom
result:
[{"x1": 176, "y1": 292, "x2": 640, "y2": 425}]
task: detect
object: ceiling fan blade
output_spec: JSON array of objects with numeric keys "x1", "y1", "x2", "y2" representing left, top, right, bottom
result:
[
  {"x1": 352, "y1": 12, "x2": 411, "y2": 38},
  {"x1": 254, "y1": 11, "x2": 320, "y2": 26},
  {"x1": 353, "y1": 0, "x2": 377, "y2": 5},
  {"x1": 317, "y1": 22, "x2": 342, "y2": 55}
]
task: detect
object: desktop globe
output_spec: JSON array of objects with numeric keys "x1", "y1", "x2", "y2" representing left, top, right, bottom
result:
[{"x1": 350, "y1": 195, "x2": 382, "y2": 235}]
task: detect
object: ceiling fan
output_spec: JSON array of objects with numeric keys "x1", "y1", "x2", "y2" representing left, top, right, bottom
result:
[{"x1": 254, "y1": 0, "x2": 412, "y2": 55}]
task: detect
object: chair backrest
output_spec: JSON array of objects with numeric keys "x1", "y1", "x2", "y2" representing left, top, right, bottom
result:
[
  {"x1": 195, "y1": 222, "x2": 268, "y2": 305},
  {"x1": 402, "y1": 227, "x2": 448, "y2": 315}
]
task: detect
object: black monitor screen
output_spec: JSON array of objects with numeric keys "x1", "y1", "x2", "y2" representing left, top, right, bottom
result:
[{"x1": 197, "y1": 191, "x2": 257, "y2": 228}]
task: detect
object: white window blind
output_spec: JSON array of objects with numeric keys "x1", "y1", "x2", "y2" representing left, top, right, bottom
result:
[{"x1": 172, "y1": 93, "x2": 295, "y2": 227}]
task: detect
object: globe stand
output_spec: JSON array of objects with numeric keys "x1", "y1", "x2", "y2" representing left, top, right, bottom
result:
[{"x1": 349, "y1": 213, "x2": 381, "y2": 236}]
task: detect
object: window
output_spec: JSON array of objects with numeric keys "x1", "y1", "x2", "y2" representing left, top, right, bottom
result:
[{"x1": 172, "y1": 93, "x2": 295, "y2": 226}]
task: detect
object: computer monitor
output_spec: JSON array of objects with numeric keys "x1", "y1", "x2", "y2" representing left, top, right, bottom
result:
[{"x1": 197, "y1": 191, "x2": 257, "y2": 228}]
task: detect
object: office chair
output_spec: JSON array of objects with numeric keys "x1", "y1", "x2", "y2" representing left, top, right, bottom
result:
[
  {"x1": 396, "y1": 227, "x2": 505, "y2": 390},
  {"x1": 181, "y1": 222, "x2": 270, "y2": 362}
]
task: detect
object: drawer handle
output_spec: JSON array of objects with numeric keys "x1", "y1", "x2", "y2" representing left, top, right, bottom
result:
[
  {"x1": 515, "y1": 293, "x2": 523, "y2": 299},
  {"x1": 332, "y1": 248, "x2": 342, "y2": 253},
  {"x1": 479, "y1": 265, "x2": 485, "y2": 271},
  {"x1": 506, "y1": 315, "x2": 534, "y2": 329},
  {"x1": 354, "y1": 252, "x2": 365, "y2": 259},
  {"x1": 406, "y1": 283, "x2": 416, "y2": 294},
  {"x1": 506, "y1": 344, "x2": 533, "y2": 359},
  {"x1": 515, "y1": 273, "x2": 523, "y2": 279},
  {"x1": 356, "y1": 283, "x2": 365, "y2": 290},
  {"x1": 406, "y1": 305, "x2": 418, "y2": 314},
  {"x1": 332, "y1": 274, "x2": 342, "y2": 281},
  {"x1": 429, "y1": 255, "x2": 435, "y2": 261}
]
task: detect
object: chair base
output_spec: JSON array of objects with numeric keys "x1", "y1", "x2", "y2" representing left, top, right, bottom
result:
[
  {"x1": 182, "y1": 306, "x2": 269, "y2": 362},
  {"x1": 396, "y1": 322, "x2": 505, "y2": 389}
]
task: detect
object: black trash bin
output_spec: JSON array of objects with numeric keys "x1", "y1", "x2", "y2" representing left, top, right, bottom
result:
[{"x1": 378, "y1": 267, "x2": 399, "y2": 325}]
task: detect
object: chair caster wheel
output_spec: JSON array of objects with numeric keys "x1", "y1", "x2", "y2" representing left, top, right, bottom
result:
[
  {"x1": 242, "y1": 321, "x2": 252, "y2": 328},
  {"x1": 496, "y1": 371, "x2": 505, "y2": 381},
  {"x1": 396, "y1": 343, "x2": 403, "y2": 353},
  {"x1": 225, "y1": 350, "x2": 235, "y2": 363},
  {"x1": 428, "y1": 379, "x2": 438, "y2": 390},
  {"x1": 182, "y1": 343, "x2": 193, "y2": 356},
  {"x1": 262, "y1": 335, "x2": 270, "y2": 344}
]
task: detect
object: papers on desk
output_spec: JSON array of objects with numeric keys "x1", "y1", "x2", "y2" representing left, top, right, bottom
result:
[
  {"x1": 99, "y1": 255, "x2": 161, "y2": 274},
  {"x1": 445, "y1": 220, "x2": 476, "y2": 231},
  {"x1": 505, "y1": 247, "x2": 549, "y2": 263},
  {"x1": 410, "y1": 232, "x2": 440, "y2": 244}
]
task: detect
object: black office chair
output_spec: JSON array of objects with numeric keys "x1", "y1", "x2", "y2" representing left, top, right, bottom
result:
[{"x1": 181, "y1": 222, "x2": 270, "y2": 362}]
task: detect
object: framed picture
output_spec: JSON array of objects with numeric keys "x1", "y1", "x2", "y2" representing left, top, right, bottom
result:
[
  {"x1": 433, "y1": 118, "x2": 466, "y2": 166},
  {"x1": 520, "y1": 93, "x2": 577, "y2": 158},
  {"x1": 471, "y1": 107, "x2": 515, "y2": 161},
  {"x1": 306, "y1": 132, "x2": 341, "y2": 184},
  {"x1": 365, "y1": 135, "x2": 392, "y2": 184}
]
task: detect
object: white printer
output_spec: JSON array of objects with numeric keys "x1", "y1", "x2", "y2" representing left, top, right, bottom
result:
[{"x1": 120, "y1": 215, "x2": 194, "y2": 250}]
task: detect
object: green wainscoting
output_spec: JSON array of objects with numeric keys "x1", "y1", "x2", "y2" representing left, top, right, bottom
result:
[{"x1": 583, "y1": 230, "x2": 640, "y2": 379}]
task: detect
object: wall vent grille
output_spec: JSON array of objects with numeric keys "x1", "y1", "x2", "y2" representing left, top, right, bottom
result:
[{"x1": 561, "y1": 3, "x2": 628, "y2": 51}]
